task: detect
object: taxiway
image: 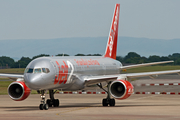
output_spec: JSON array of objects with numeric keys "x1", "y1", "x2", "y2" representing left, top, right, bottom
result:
[{"x1": 0, "y1": 94, "x2": 180, "y2": 120}]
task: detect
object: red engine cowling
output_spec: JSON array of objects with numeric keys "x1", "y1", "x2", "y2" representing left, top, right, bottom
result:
[
  {"x1": 109, "y1": 80, "x2": 134, "y2": 100},
  {"x1": 8, "y1": 81, "x2": 31, "y2": 101}
]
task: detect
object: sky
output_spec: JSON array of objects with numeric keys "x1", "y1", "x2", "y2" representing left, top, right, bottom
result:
[{"x1": 0, "y1": 0, "x2": 180, "y2": 40}]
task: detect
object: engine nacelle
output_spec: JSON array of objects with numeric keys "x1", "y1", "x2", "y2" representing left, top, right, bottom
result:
[
  {"x1": 8, "y1": 81, "x2": 31, "y2": 101},
  {"x1": 109, "y1": 80, "x2": 134, "y2": 100}
]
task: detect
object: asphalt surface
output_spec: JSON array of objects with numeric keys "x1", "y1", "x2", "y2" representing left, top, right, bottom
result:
[
  {"x1": 1, "y1": 77, "x2": 180, "y2": 120},
  {"x1": 0, "y1": 94, "x2": 180, "y2": 120}
]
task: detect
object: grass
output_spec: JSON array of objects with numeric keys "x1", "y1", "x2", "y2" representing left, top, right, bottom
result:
[
  {"x1": 0, "y1": 81, "x2": 12, "y2": 95},
  {"x1": 0, "y1": 78, "x2": 9, "y2": 80},
  {"x1": 0, "y1": 68, "x2": 24, "y2": 74}
]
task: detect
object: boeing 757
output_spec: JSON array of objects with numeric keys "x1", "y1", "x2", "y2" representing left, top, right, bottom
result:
[{"x1": 1, "y1": 4, "x2": 180, "y2": 110}]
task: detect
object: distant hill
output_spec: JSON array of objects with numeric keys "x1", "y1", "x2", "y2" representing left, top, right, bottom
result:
[{"x1": 0, "y1": 37, "x2": 179, "y2": 60}]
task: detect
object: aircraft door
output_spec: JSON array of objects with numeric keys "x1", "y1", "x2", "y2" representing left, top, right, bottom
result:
[
  {"x1": 102, "y1": 63, "x2": 106, "y2": 75},
  {"x1": 50, "y1": 61, "x2": 58, "y2": 77}
]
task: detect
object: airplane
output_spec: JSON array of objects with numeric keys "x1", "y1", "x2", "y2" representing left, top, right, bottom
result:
[{"x1": 1, "y1": 3, "x2": 180, "y2": 110}]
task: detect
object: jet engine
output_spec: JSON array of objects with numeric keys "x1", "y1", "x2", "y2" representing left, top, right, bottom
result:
[
  {"x1": 109, "y1": 80, "x2": 134, "y2": 100},
  {"x1": 8, "y1": 81, "x2": 31, "y2": 101}
]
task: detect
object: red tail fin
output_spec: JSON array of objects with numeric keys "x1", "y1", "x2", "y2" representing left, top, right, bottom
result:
[{"x1": 104, "y1": 4, "x2": 120, "y2": 59}]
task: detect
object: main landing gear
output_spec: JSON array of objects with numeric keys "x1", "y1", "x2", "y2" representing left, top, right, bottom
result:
[
  {"x1": 46, "y1": 90, "x2": 59, "y2": 107},
  {"x1": 38, "y1": 90, "x2": 59, "y2": 110},
  {"x1": 97, "y1": 82, "x2": 115, "y2": 106}
]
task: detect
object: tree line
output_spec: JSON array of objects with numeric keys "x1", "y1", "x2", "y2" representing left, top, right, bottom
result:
[{"x1": 0, "y1": 52, "x2": 180, "y2": 68}]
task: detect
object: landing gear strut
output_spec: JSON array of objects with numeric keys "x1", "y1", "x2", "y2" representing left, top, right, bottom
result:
[
  {"x1": 46, "y1": 90, "x2": 59, "y2": 107},
  {"x1": 39, "y1": 90, "x2": 49, "y2": 110},
  {"x1": 97, "y1": 82, "x2": 115, "y2": 106}
]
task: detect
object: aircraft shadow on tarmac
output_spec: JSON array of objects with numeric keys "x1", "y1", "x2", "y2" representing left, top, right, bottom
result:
[
  {"x1": 1, "y1": 102, "x2": 179, "y2": 111},
  {"x1": 0, "y1": 106, "x2": 38, "y2": 111}
]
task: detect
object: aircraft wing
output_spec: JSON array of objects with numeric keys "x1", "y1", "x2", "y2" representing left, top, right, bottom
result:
[
  {"x1": 0, "y1": 73, "x2": 24, "y2": 80},
  {"x1": 84, "y1": 70, "x2": 180, "y2": 86},
  {"x1": 121, "y1": 60, "x2": 173, "y2": 70},
  {"x1": 84, "y1": 74, "x2": 120, "y2": 85},
  {"x1": 125, "y1": 70, "x2": 180, "y2": 78}
]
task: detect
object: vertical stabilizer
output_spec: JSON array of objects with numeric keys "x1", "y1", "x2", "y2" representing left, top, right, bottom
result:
[{"x1": 104, "y1": 4, "x2": 120, "y2": 59}]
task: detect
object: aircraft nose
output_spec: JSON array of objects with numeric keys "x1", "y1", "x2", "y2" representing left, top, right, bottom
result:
[{"x1": 24, "y1": 74, "x2": 43, "y2": 90}]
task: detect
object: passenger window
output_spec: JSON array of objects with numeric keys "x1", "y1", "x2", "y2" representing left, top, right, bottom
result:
[{"x1": 34, "y1": 68, "x2": 42, "y2": 73}]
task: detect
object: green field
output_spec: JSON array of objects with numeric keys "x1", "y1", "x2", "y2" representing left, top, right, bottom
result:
[
  {"x1": 0, "y1": 68, "x2": 24, "y2": 74},
  {"x1": 0, "y1": 66, "x2": 180, "y2": 95},
  {"x1": 0, "y1": 81, "x2": 12, "y2": 95}
]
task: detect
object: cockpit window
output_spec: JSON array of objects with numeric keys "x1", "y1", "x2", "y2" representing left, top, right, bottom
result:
[
  {"x1": 42, "y1": 68, "x2": 50, "y2": 73},
  {"x1": 34, "y1": 68, "x2": 42, "y2": 73},
  {"x1": 25, "y1": 68, "x2": 34, "y2": 73},
  {"x1": 25, "y1": 68, "x2": 50, "y2": 74}
]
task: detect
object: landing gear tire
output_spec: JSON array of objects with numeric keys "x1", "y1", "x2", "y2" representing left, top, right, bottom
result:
[
  {"x1": 39, "y1": 104, "x2": 49, "y2": 110},
  {"x1": 46, "y1": 99, "x2": 59, "y2": 107},
  {"x1": 102, "y1": 98, "x2": 115, "y2": 106},
  {"x1": 102, "y1": 99, "x2": 108, "y2": 106},
  {"x1": 48, "y1": 90, "x2": 60, "y2": 107},
  {"x1": 109, "y1": 99, "x2": 115, "y2": 106},
  {"x1": 46, "y1": 99, "x2": 52, "y2": 107},
  {"x1": 39, "y1": 104, "x2": 44, "y2": 110},
  {"x1": 53, "y1": 99, "x2": 59, "y2": 107},
  {"x1": 44, "y1": 104, "x2": 49, "y2": 110}
]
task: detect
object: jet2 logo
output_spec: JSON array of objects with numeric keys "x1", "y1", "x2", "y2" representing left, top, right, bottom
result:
[
  {"x1": 54, "y1": 61, "x2": 74, "y2": 85},
  {"x1": 128, "y1": 88, "x2": 134, "y2": 94},
  {"x1": 54, "y1": 61, "x2": 68, "y2": 84}
]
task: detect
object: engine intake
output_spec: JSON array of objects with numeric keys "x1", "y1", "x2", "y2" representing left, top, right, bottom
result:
[
  {"x1": 8, "y1": 81, "x2": 31, "y2": 101},
  {"x1": 109, "y1": 80, "x2": 134, "y2": 100}
]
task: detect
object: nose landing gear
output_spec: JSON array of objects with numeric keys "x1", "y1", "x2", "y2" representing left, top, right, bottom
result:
[{"x1": 39, "y1": 90, "x2": 49, "y2": 110}]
